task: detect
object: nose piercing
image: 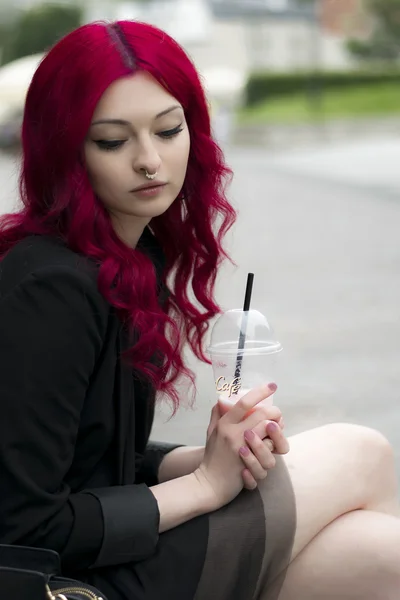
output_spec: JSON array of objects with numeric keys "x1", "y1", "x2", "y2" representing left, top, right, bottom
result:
[{"x1": 145, "y1": 170, "x2": 158, "y2": 180}]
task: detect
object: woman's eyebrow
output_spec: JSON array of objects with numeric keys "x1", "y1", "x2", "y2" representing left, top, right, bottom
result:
[
  {"x1": 91, "y1": 105, "x2": 183, "y2": 127},
  {"x1": 154, "y1": 105, "x2": 183, "y2": 119}
]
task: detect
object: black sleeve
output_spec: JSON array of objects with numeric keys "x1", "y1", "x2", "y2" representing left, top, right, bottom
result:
[
  {"x1": 136, "y1": 442, "x2": 186, "y2": 486},
  {"x1": 0, "y1": 266, "x2": 160, "y2": 571}
]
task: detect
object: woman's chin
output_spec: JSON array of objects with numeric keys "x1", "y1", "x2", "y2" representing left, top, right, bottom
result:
[{"x1": 130, "y1": 199, "x2": 175, "y2": 219}]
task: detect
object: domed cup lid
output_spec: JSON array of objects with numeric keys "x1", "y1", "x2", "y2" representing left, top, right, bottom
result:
[{"x1": 208, "y1": 309, "x2": 282, "y2": 357}]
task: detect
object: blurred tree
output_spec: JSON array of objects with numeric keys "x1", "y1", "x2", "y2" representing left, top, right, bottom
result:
[
  {"x1": 370, "y1": 0, "x2": 400, "y2": 38},
  {"x1": 296, "y1": 0, "x2": 325, "y2": 113},
  {"x1": 347, "y1": 0, "x2": 400, "y2": 62},
  {"x1": 0, "y1": 22, "x2": 11, "y2": 64},
  {"x1": 1, "y1": 3, "x2": 83, "y2": 66},
  {"x1": 0, "y1": 4, "x2": 18, "y2": 65}
]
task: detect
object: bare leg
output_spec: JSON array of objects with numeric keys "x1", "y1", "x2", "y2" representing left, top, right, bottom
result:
[
  {"x1": 192, "y1": 423, "x2": 399, "y2": 600},
  {"x1": 255, "y1": 422, "x2": 400, "y2": 599},
  {"x1": 282, "y1": 423, "x2": 399, "y2": 561},
  {"x1": 278, "y1": 510, "x2": 400, "y2": 600}
]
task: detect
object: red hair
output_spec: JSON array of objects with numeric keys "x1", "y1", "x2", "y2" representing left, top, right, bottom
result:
[{"x1": 0, "y1": 21, "x2": 236, "y2": 411}]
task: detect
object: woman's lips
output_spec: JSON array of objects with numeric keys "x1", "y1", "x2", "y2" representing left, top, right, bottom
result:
[{"x1": 131, "y1": 184, "x2": 167, "y2": 197}]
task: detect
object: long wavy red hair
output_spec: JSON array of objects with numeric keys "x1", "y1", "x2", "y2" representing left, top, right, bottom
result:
[{"x1": 0, "y1": 21, "x2": 236, "y2": 411}]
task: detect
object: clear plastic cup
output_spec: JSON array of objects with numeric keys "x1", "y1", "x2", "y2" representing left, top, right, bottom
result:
[{"x1": 207, "y1": 309, "x2": 282, "y2": 414}]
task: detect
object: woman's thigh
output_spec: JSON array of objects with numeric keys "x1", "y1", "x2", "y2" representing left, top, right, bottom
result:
[
  {"x1": 281, "y1": 422, "x2": 398, "y2": 561},
  {"x1": 279, "y1": 509, "x2": 400, "y2": 600}
]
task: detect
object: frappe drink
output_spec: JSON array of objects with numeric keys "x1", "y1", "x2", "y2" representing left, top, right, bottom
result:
[{"x1": 208, "y1": 309, "x2": 282, "y2": 413}]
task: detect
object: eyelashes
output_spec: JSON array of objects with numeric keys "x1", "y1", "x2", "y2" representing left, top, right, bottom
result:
[
  {"x1": 158, "y1": 125, "x2": 184, "y2": 139},
  {"x1": 94, "y1": 124, "x2": 184, "y2": 151},
  {"x1": 95, "y1": 140, "x2": 124, "y2": 151}
]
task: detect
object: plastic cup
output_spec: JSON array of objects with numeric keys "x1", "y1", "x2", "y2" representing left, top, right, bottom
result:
[{"x1": 207, "y1": 309, "x2": 282, "y2": 414}]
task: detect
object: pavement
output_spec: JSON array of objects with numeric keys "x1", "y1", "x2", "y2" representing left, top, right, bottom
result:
[
  {"x1": 153, "y1": 137, "x2": 400, "y2": 480},
  {"x1": 1, "y1": 137, "x2": 400, "y2": 477}
]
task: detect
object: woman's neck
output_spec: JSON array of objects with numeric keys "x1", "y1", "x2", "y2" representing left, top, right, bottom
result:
[{"x1": 110, "y1": 214, "x2": 151, "y2": 248}]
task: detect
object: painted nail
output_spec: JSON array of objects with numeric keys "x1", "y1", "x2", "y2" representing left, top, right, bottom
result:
[
  {"x1": 267, "y1": 421, "x2": 278, "y2": 434},
  {"x1": 244, "y1": 429, "x2": 255, "y2": 442},
  {"x1": 268, "y1": 382, "x2": 277, "y2": 392},
  {"x1": 239, "y1": 446, "x2": 250, "y2": 457}
]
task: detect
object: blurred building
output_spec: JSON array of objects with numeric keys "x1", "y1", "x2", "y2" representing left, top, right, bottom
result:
[
  {"x1": 1, "y1": 0, "x2": 361, "y2": 74},
  {"x1": 110, "y1": 0, "x2": 357, "y2": 75},
  {"x1": 0, "y1": 0, "x2": 369, "y2": 148},
  {"x1": 204, "y1": 0, "x2": 316, "y2": 72},
  {"x1": 201, "y1": 0, "x2": 358, "y2": 72},
  {"x1": 320, "y1": 0, "x2": 371, "y2": 38}
]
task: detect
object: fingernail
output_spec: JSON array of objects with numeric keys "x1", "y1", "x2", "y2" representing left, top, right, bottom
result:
[
  {"x1": 267, "y1": 421, "x2": 278, "y2": 434},
  {"x1": 244, "y1": 429, "x2": 255, "y2": 442},
  {"x1": 239, "y1": 446, "x2": 250, "y2": 457},
  {"x1": 268, "y1": 382, "x2": 277, "y2": 392}
]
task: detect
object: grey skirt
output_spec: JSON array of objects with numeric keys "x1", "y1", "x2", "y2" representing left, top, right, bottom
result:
[{"x1": 85, "y1": 456, "x2": 296, "y2": 600}]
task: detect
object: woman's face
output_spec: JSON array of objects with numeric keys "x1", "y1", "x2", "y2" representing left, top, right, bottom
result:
[{"x1": 84, "y1": 71, "x2": 190, "y2": 241}]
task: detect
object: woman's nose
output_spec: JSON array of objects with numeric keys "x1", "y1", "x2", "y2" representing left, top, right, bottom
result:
[{"x1": 132, "y1": 140, "x2": 161, "y2": 176}]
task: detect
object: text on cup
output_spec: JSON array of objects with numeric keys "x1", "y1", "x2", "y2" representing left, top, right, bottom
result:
[{"x1": 216, "y1": 376, "x2": 242, "y2": 398}]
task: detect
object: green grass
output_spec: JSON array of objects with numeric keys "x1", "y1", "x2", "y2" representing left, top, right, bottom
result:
[{"x1": 238, "y1": 83, "x2": 400, "y2": 124}]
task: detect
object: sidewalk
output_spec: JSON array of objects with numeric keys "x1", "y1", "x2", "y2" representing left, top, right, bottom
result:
[
  {"x1": 232, "y1": 116, "x2": 400, "y2": 152},
  {"x1": 1, "y1": 144, "x2": 400, "y2": 477},
  {"x1": 152, "y1": 140, "x2": 400, "y2": 478},
  {"x1": 233, "y1": 136, "x2": 400, "y2": 196}
]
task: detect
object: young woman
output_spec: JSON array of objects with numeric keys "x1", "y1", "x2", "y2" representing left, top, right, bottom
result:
[{"x1": 0, "y1": 20, "x2": 399, "y2": 600}]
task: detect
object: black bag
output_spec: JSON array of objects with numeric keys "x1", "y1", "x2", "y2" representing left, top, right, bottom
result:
[{"x1": 0, "y1": 544, "x2": 107, "y2": 600}]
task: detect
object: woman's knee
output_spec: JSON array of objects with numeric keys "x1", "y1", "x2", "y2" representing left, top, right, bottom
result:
[
  {"x1": 282, "y1": 423, "x2": 398, "y2": 562},
  {"x1": 318, "y1": 423, "x2": 397, "y2": 505},
  {"x1": 316, "y1": 422, "x2": 394, "y2": 472},
  {"x1": 320, "y1": 422, "x2": 393, "y2": 459},
  {"x1": 291, "y1": 420, "x2": 393, "y2": 460},
  {"x1": 280, "y1": 510, "x2": 400, "y2": 600}
]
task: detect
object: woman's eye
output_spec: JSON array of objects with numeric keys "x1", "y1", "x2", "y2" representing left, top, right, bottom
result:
[
  {"x1": 95, "y1": 140, "x2": 126, "y2": 151},
  {"x1": 158, "y1": 125, "x2": 184, "y2": 139}
]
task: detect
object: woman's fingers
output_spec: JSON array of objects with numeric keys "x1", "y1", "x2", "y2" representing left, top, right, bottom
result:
[
  {"x1": 241, "y1": 438, "x2": 275, "y2": 489},
  {"x1": 252, "y1": 409, "x2": 283, "y2": 441},
  {"x1": 239, "y1": 429, "x2": 276, "y2": 479},
  {"x1": 242, "y1": 468, "x2": 258, "y2": 490},
  {"x1": 241, "y1": 399, "x2": 285, "y2": 433},
  {"x1": 264, "y1": 438, "x2": 274, "y2": 452},
  {"x1": 266, "y1": 421, "x2": 290, "y2": 455},
  {"x1": 225, "y1": 383, "x2": 277, "y2": 424},
  {"x1": 257, "y1": 405, "x2": 282, "y2": 425},
  {"x1": 206, "y1": 403, "x2": 221, "y2": 440}
]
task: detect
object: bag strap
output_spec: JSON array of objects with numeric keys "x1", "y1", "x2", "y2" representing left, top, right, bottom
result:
[
  {"x1": 0, "y1": 566, "x2": 48, "y2": 600},
  {"x1": 0, "y1": 545, "x2": 60, "y2": 575}
]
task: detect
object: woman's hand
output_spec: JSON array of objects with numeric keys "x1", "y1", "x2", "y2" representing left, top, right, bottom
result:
[
  {"x1": 195, "y1": 384, "x2": 281, "y2": 510},
  {"x1": 207, "y1": 392, "x2": 289, "y2": 490},
  {"x1": 207, "y1": 401, "x2": 284, "y2": 440},
  {"x1": 206, "y1": 392, "x2": 288, "y2": 491},
  {"x1": 240, "y1": 419, "x2": 290, "y2": 490}
]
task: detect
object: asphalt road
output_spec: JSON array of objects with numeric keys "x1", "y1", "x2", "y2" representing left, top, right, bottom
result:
[{"x1": 1, "y1": 138, "x2": 399, "y2": 477}]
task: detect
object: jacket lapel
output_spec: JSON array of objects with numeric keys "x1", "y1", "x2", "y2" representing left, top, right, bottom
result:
[{"x1": 114, "y1": 325, "x2": 136, "y2": 485}]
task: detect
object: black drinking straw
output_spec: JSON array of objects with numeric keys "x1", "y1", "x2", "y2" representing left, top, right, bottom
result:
[{"x1": 234, "y1": 273, "x2": 254, "y2": 379}]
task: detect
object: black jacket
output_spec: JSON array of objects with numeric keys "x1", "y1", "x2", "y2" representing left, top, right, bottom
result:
[{"x1": 0, "y1": 231, "x2": 181, "y2": 573}]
